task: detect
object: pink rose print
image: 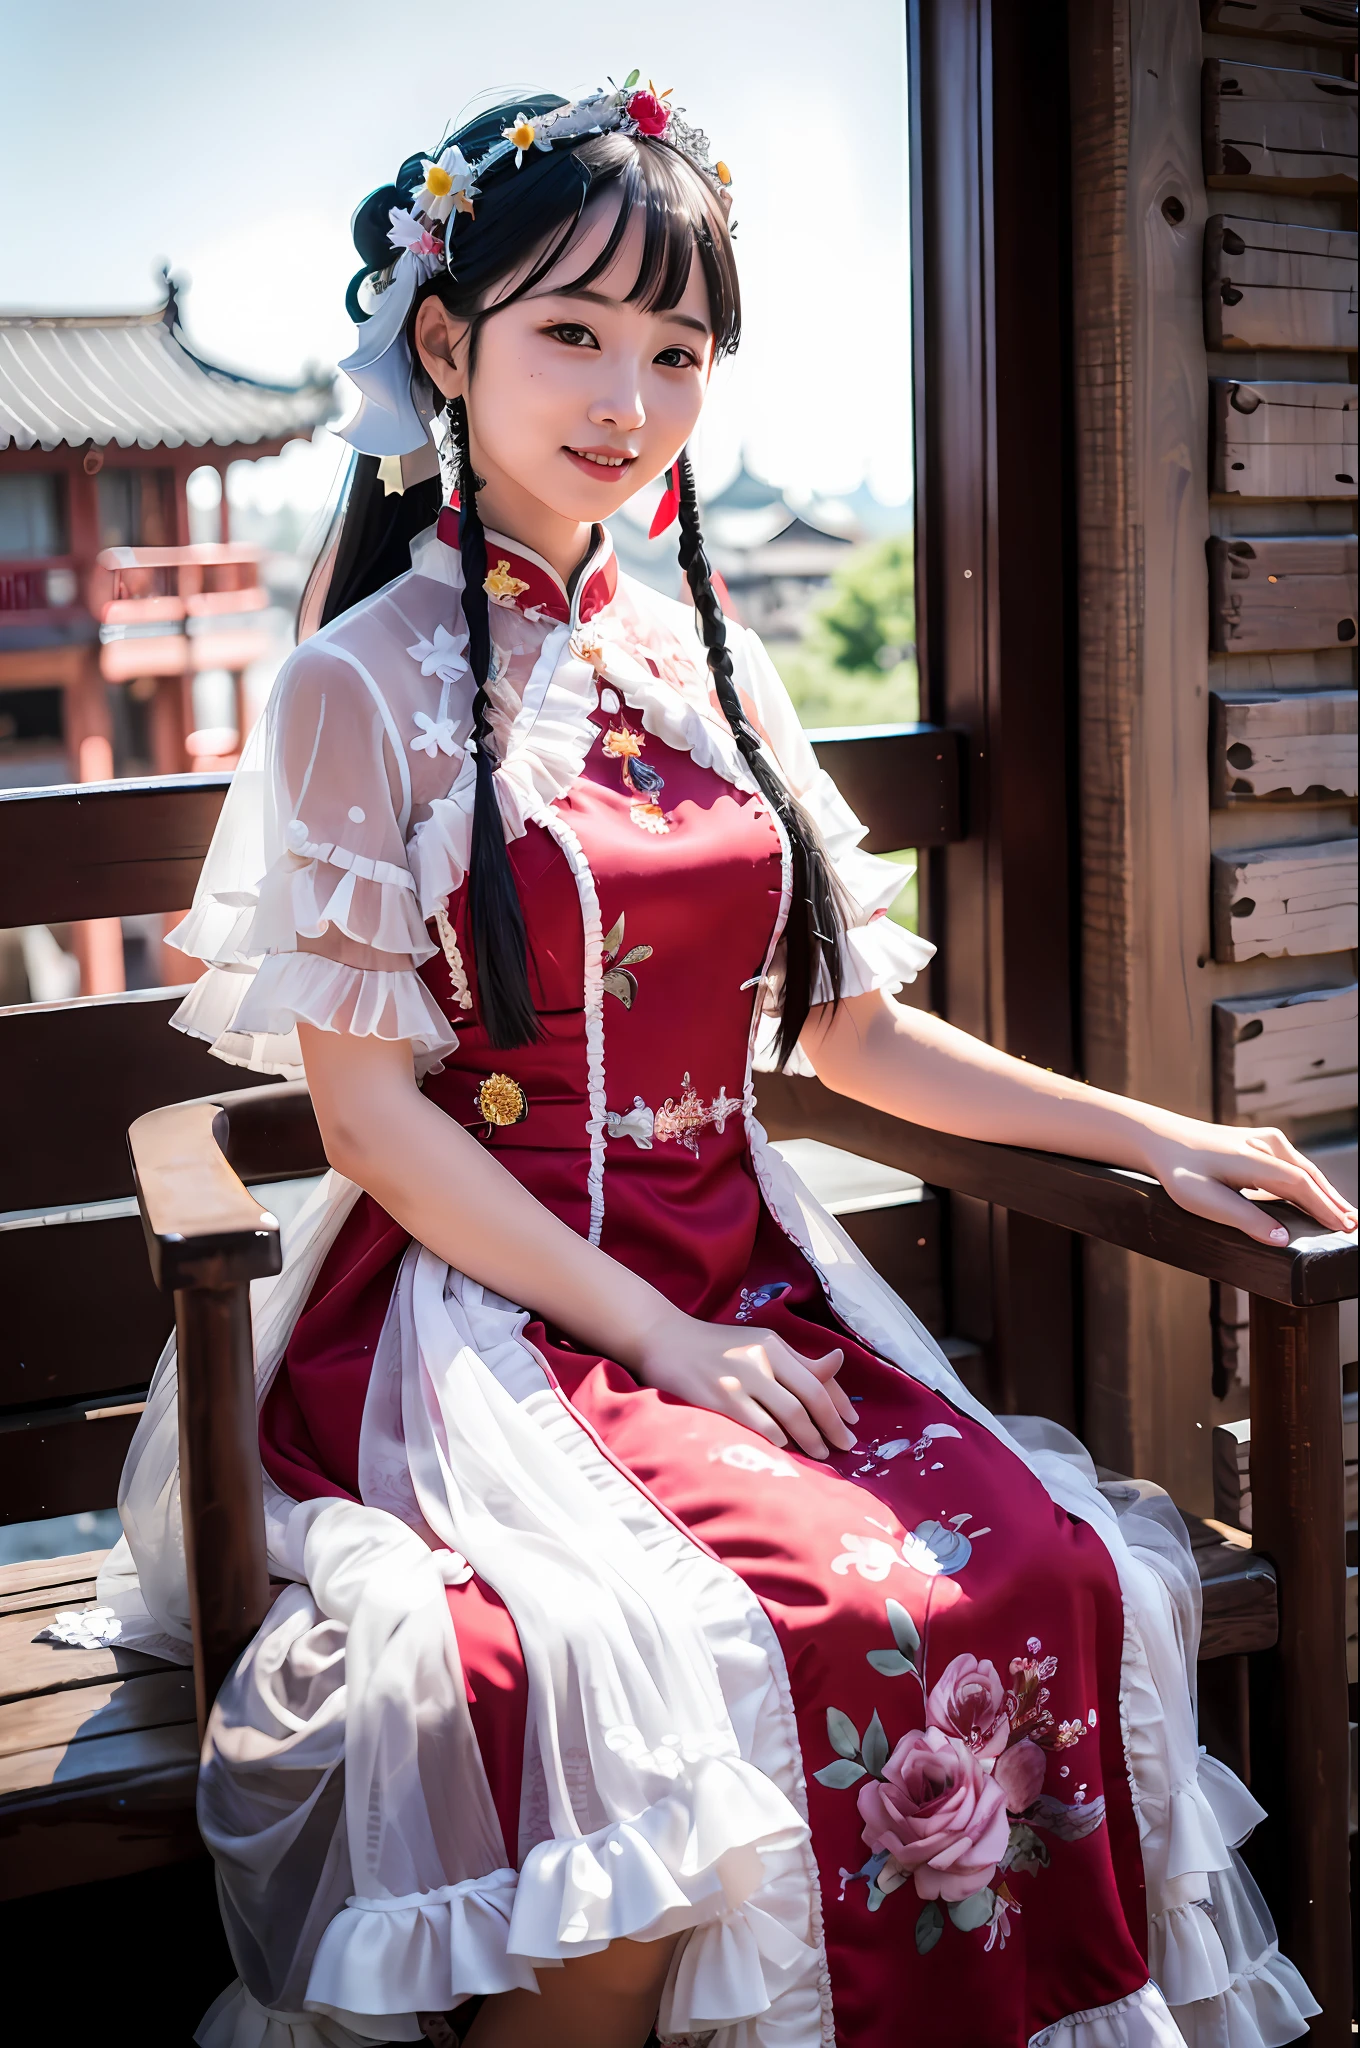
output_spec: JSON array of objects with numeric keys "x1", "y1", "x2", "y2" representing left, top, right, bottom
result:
[
  {"x1": 926, "y1": 1654, "x2": 1010, "y2": 1761},
  {"x1": 992, "y1": 1736, "x2": 1047, "y2": 1814},
  {"x1": 857, "y1": 1726, "x2": 1010, "y2": 1903}
]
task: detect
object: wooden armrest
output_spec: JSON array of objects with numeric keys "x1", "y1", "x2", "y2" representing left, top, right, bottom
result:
[
  {"x1": 128, "y1": 1082, "x2": 324, "y2": 1294},
  {"x1": 756, "y1": 1071, "x2": 1357, "y2": 1307},
  {"x1": 129, "y1": 1100, "x2": 280, "y2": 1293},
  {"x1": 125, "y1": 1084, "x2": 323, "y2": 1730}
]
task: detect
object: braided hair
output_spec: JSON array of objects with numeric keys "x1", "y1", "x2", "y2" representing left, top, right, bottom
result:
[
  {"x1": 446, "y1": 395, "x2": 541, "y2": 1046},
  {"x1": 675, "y1": 453, "x2": 845, "y2": 1066},
  {"x1": 312, "y1": 96, "x2": 845, "y2": 1061}
]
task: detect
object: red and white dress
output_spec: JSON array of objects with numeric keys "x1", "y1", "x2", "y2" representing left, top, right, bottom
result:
[{"x1": 101, "y1": 516, "x2": 1313, "y2": 2048}]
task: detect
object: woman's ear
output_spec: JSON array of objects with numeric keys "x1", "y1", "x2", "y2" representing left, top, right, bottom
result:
[{"x1": 412, "y1": 297, "x2": 469, "y2": 402}]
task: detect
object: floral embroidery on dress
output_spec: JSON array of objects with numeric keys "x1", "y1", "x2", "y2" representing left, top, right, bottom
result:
[
  {"x1": 605, "y1": 1097, "x2": 655, "y2": 1148},
  {"x1": 654, "y1": 1073, "x2": 719, "y2": 1154},
  {"x1": 851, "y1": 1422, "x2": 962, "y2": 1478},
  {"x1": 407, "y1": 622, "x2": 468, "y2": 756},
  {"x1": 604, "y1": 1074, "x2": 744, "y2": 1157},
  {"x1": 411, "y1": 709, "x2": 459, "y2": 757},
  {"x1": 817, "y1": 1581, "x2": 1105, "y2": 1956},
  {"x1": 484, "y1": 558, "x2": 531, "y2": 607},
  {"x1": 602, "y1": 717, "x2": 671, "y2": 833},
  {"x1": 735, "y1": 1280, "x2": 793, "y2": 1322},
  {"x1": 707, "y1": 1441, "x2": 800, "y2": 1479},
  {"x1": 601, "y1": 913, "x2": 653, "y2": 1008},
  {"x1": 831, "y1": 1514, "x2": 987, "y2": 1581},
  {"x1": 407, "y1": 620, "x2": 468, "y2": 685}
]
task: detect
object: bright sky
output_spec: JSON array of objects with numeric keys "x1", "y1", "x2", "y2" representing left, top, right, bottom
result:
[{"x1": 2, "y1": 1, "x2": 912, "y2": 522}]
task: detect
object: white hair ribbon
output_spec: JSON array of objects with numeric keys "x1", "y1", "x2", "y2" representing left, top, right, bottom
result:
[{"x1": 337, "y1": 251, "x2": 435, "y2": 458}]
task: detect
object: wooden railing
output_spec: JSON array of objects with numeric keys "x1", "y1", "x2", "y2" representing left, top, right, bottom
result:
[{"x1": 92, "y1": 543, "x2": 270, "y2": 685}]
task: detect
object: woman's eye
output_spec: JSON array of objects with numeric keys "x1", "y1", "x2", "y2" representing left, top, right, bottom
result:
[
  {"x1": 546, "y1": 323, "x2": 598, "y2": 349},
  {"x1": 654, "y1": 347, "x2": 698, "y2": 369}
]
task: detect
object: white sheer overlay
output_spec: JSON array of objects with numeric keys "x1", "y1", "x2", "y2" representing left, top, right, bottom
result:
[{"x1": 95, "y1": 522, "x2": 1314, "y2": 2048}]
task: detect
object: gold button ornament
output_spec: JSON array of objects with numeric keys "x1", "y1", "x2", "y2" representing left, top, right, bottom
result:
[{"x1": 474, "y1": 1072, "x2": 529, "y2": 1128}]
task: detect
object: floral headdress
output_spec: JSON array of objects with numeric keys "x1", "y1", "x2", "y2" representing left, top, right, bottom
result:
[{"x1": 338, "y1": 73, "x2": 732, "y2": 465}]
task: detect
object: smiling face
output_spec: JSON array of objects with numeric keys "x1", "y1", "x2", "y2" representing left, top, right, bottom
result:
[{"x1": 412, "y1": 193, "x2": 715, "y2": 574}]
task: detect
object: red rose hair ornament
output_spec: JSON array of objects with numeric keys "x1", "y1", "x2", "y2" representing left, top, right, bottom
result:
[{"x1": 627, "y1": 87, "x2": 671, "y2": 137}]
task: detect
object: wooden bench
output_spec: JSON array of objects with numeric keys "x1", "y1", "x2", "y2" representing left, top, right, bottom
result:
[{"x1": 0, "y1": 753, "x2": 1354, "y2": 2033}]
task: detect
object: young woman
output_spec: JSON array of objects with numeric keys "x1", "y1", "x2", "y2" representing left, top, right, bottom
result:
[{"x1": 104, "y1": 81, "x2": 1352, "y2": 2048}]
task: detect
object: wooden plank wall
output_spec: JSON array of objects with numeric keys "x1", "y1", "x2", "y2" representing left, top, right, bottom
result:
[{"x1": 1069, "y1": 0, "x2": 1357, "y2": 1510}]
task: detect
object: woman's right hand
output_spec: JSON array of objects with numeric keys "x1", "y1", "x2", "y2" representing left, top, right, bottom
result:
[{"x1": 631, "y1": 1313, "x2": 858, "y2": 1460}]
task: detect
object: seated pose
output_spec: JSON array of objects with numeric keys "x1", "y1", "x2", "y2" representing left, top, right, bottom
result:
[{"x1": 104, "y1": 79, "x2": 1352, "y2": 2048}]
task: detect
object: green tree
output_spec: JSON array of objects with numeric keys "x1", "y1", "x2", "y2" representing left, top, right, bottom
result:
[{"x1": 810, "y1": 536, "x2": 916, "y2": 674}]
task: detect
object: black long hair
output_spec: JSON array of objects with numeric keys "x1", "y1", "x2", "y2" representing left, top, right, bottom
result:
[{"x1": 311, "y1": 96, "x2": 844, "y2": 1064}]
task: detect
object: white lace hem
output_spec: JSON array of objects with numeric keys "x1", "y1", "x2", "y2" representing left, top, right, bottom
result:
[{"x1": 170, "y1": 951, "x2": 457, "y2": 1080}]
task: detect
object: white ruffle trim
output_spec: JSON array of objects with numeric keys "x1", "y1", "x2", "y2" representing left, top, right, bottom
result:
[
  {"x1": 835, "y1": 915, "x2": 935, "y2": 1001},
  {"x1": 789, "y1": 766, "x2": 935, "y2": 1002},
  {"x1": 1163, "y1": 1854, "x2": 1320, "y2": 2047},
  {"x1": 304, "y1": 1758, "x2": 810, "y2": 2034},
  {"x1": 306, "y1": 1868, "x2": 532, "y2": 2025},
  {"x1": 171, "y1": 845, "x2": 436, "y2": 971},
  {"x1": 1030, "y1": 1980, "x2": 1185, "y2": 2046},
  {"x1": 170, "y1": 951, "x2": 457, "y2": 1081},
  {"x1": 537, "y1": 810, "x2": 608, "y2": 1243}
]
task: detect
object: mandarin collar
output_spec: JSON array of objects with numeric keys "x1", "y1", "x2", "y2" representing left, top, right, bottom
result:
[{"x1": 433, "y1": 506, "x2": 617, "y2": 627}]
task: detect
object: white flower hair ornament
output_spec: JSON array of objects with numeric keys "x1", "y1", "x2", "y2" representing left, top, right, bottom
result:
[
  {"x1": 337, "y1": 71, "x2": 732, "y2": 463},
  {"x1": 412, "y1": 143, "x2": 477, "y2": 222}
]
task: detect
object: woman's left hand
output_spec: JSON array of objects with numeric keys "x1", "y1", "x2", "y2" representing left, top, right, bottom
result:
[{"x1": 1138, "y1": 1118, "x2": 1357, "y2": 1245}]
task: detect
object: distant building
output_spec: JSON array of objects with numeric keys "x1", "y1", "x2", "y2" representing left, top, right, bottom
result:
[
  {"x1": 0, "y1": 278, "x2": 334, "y2": 791},
  {"x1": 0, "y1": 277, "x2": 335, "y2": 994},
  {"x1": 704, "y1": 460, "x2": 854, "y2": 645},
  {"x1": 610, "y1": 456, "x2": 886, "y2": 644}
]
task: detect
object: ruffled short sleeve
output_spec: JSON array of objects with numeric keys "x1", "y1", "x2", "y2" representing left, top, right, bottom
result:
[
  {"x1": 168, "y1": 637, "x2": 457, "y2": 1080},
  {"x1": 727, "y1": 625, "x2": 936, "y2": 1007}
]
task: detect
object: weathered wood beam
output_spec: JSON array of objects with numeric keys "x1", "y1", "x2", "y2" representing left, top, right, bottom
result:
[
  {"x1": 1203, "y1": 215, "x2": 1357, "y2": 352},
  {"x1": 1209, "y1": 688, "x2": 1356, "y2": 807},
  {"x1": 1200, "y1": 0, "x2": 1358, "y2": 46},
  {"x1": 1203, "y1": 59, "x2": 1359, "y2": 195}
]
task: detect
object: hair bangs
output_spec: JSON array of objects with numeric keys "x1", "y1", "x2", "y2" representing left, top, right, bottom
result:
[{"x1": 518, "y1": 134, "x2": 741, "y2": 357}]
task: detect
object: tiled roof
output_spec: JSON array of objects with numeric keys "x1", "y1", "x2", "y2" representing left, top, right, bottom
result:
[{"x1": 0, "y1": 296, "x2": 337, "y2": 453}]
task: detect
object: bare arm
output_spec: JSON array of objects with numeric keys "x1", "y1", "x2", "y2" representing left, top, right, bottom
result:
[
  {"x1": 802, "y1": 989, "x2": 1356, "y2": 1245},
  {"x1": 297, "y1": 1022, "x2": 857, "y2": 1457}
]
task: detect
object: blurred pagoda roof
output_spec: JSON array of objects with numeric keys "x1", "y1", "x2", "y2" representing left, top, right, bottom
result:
[
  {"x1": 707, "y1": 458, "x2": 787, "y2": 514},
  {"x1": 0, "y1": 278, "x2": 336, "y2": 454}
]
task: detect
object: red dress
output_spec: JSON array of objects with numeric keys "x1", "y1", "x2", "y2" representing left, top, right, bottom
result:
[{"x1": 258, "y1": 634, "x2": 1151, "y2": 2046}]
